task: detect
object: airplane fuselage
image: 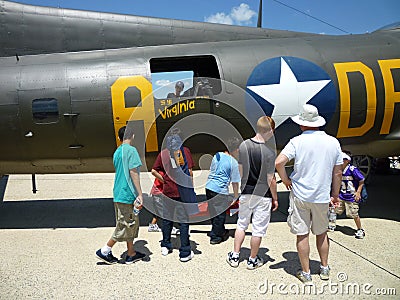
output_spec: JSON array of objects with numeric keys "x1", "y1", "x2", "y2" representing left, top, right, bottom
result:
[{"x1": 0, "y1": 1, "x2": 399, "y2": 175}]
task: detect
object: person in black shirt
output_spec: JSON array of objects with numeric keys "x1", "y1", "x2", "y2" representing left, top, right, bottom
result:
[{"x1": 226, "y1": 116, "x2": 278, "y2": 270}]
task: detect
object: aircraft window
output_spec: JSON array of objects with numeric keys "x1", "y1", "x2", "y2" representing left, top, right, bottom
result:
[
  {"x1": 151, "y1": 71, "x2": 194, "y2": 99},
  {"x1": 150, "y1": 55, "x2": 222, "y2": 96},
  {"x1": 32, "y1": 98, "x2": 59, "y2": 124}
]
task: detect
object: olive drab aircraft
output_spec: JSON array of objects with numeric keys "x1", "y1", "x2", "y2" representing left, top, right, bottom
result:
[{"x1": 0, "y1": 1, "x2": 399, "y2": 184}]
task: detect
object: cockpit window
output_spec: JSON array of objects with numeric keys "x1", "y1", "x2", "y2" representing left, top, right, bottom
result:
[{"x1": 32, "y1": 98, "x2": 59, "y2": 124}]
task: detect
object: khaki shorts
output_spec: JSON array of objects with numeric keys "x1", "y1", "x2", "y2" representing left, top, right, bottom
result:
[
  {"x1": 287, "y1": 192, "x2": 329, "y2": 236},
  {"x1": 112, "y1": 202, "x2": 139, "y2": 242},
  {"x1": 237, "y1": 194, "x2": 272, "y2": 237},
  {"x1": 335, "y1": 200, "x2": 359, "y2": 218}
]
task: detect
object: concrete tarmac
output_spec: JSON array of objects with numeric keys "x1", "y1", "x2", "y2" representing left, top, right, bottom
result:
[{"x1": 0, "y1": 172, "x2": 399, "y2": 299}]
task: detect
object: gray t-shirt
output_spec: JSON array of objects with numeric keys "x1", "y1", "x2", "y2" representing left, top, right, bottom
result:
[{"x1": 238, "y1": 138, "x2": 275, "y2": 197}]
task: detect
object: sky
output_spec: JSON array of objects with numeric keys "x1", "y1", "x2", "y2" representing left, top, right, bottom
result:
[{"x1": 12, "y1": 0, "x2": 400, "y2": 35}]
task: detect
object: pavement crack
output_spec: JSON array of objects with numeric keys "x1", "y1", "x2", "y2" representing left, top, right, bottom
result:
[{"x1": 329, "y1": 238, "x2": 400, "y2": 280}]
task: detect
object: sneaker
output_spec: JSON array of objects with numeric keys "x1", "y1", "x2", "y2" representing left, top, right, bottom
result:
[
  {"x1": 296, "y1": 270, "x2": 313, "y2": 284},
  {"x1": 161, "y1": 247, "x2": 172, "y2": 256},
  {"x1": 95, "y1": 249, "x2": 118, "y2": 265},
  {"x1": 246, "y1": 256, "x2": 264, "y2": 270},
  {"x1": 226, "y1": 251, "x2": 239, "y2": 268},
  {"x1": 355, "y1": 229, "x2": 365, "y2": 239},
  {"x1": 319, "y1": 265, "x2": 330, "y2": 280},
  {"x1": 125, "y1": 251, "x2": 145, "y2": 264},
  {"x1": 171, "y1": 227, "x2": 180, "y2": 235},
  {"x1": 179, "y1": 251, "x2": 194, "y2": 262},
  {"x1": 210, "y1": 230, "x2": 230, "y2": 244},
  {"x1": 148, "y1": 223, "x2": 162, "y2": 232},
  {"x1": 210, "y1": 237, "x2": 222, "y2": 245}
]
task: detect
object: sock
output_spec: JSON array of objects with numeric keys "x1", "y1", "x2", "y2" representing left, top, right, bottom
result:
[
  {"x1": 232, "y1": 251, "x2": 239, "y2": 258},
  {"x1": 101, "y1": 245, "x2": 112, "y2": 256},
  {"x1": 249, "y1": 256, "x2": 257, "y2": 262},
  {"x1": 320, "y1": 265, "x2": 329, "y2": 271}
]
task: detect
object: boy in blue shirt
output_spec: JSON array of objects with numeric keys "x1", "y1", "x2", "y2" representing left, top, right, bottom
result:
[
  {"x1": 205, "y1": 138, "x2": 241, "y2": 244},
  {"x1": 96, "y1": 126, "x2": 146, "y2": 264}
]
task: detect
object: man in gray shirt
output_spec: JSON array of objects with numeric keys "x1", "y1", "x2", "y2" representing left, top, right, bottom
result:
[{"x1": 227, "y1": 116, "x2": 278, "y2": 270}]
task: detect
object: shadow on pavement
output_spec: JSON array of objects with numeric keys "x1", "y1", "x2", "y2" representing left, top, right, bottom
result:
[
  {"x1": 96, "y1": 239, "x2": 152, "y2": 265},
  {"x1": 169, "y1": 238, "x2": 202, "y2": 255},
  {"x1": 269, "y1": 251, "x2": 321, "y2": 276},
  {"x1": 0, "y1": 194, "x2": 289, "y2": 229},
  {"x1": 0, "y1": 174, "x2": 398, "y2": 229},
  {"x1": 335, "y1": 225, "x2": 357, "y2": 236},
  {"x1": 119, "y1": 240, "x2": 153, "y2": 262},
  {"x1": 240, "y1": 247, "x2": 273, "y2": 265}
]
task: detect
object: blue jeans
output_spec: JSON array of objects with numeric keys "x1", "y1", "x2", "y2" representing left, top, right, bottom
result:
[
  {"x1": 206, "y1": 189, "x2": 229, "y2": 241},
  {"x1": 161, "y1": 219, "x2": 190, "y2": 258},
  {"x1": 160, "y1": 196, "x2": 191, "y2": 258}
]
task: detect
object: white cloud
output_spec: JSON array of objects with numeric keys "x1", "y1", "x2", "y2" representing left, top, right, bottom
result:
[
  {"x1": 205, "y1": 3, "x2": 256, "y2": 26},
  {"x1": 231, "y1": 3, "x2": 257, "y2": 25},
  {"x1": 155, "y1": 79, "x2": 171, "y2": 87},
  {"x1": 205, "y1": 12, "x2": 233, "y2": 25}
]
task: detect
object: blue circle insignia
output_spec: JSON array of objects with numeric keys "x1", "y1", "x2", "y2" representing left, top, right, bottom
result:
[{"x1": 245, "y1": 56, "x2": 337, "y2": 129}]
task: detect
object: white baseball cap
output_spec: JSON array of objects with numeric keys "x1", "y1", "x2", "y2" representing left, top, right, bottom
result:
[
  {"x1": 342, "y1": 152, "x2": 351, "y2": 161},
  {"x1": 291, "y1": 104, "x2": 326, "y2": 127}
]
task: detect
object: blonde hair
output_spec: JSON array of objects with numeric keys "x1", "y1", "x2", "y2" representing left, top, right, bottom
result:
[{"x1": 256, "y1": 116, "x2": 275, "y2": 133}]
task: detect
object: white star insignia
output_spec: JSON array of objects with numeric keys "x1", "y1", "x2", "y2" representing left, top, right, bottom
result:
[{"x1": 248, "y1": 57, "x2": 331, "y2": 128}]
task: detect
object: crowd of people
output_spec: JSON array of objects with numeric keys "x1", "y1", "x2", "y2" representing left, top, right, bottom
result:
[{"x1": 95, "y1": 104, "x2": 366, "y2": 284}]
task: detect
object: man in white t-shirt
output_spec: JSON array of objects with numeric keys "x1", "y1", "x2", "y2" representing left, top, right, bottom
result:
[{"x1": 275, "y1": 104, "x2": 342, "y2": 284}]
